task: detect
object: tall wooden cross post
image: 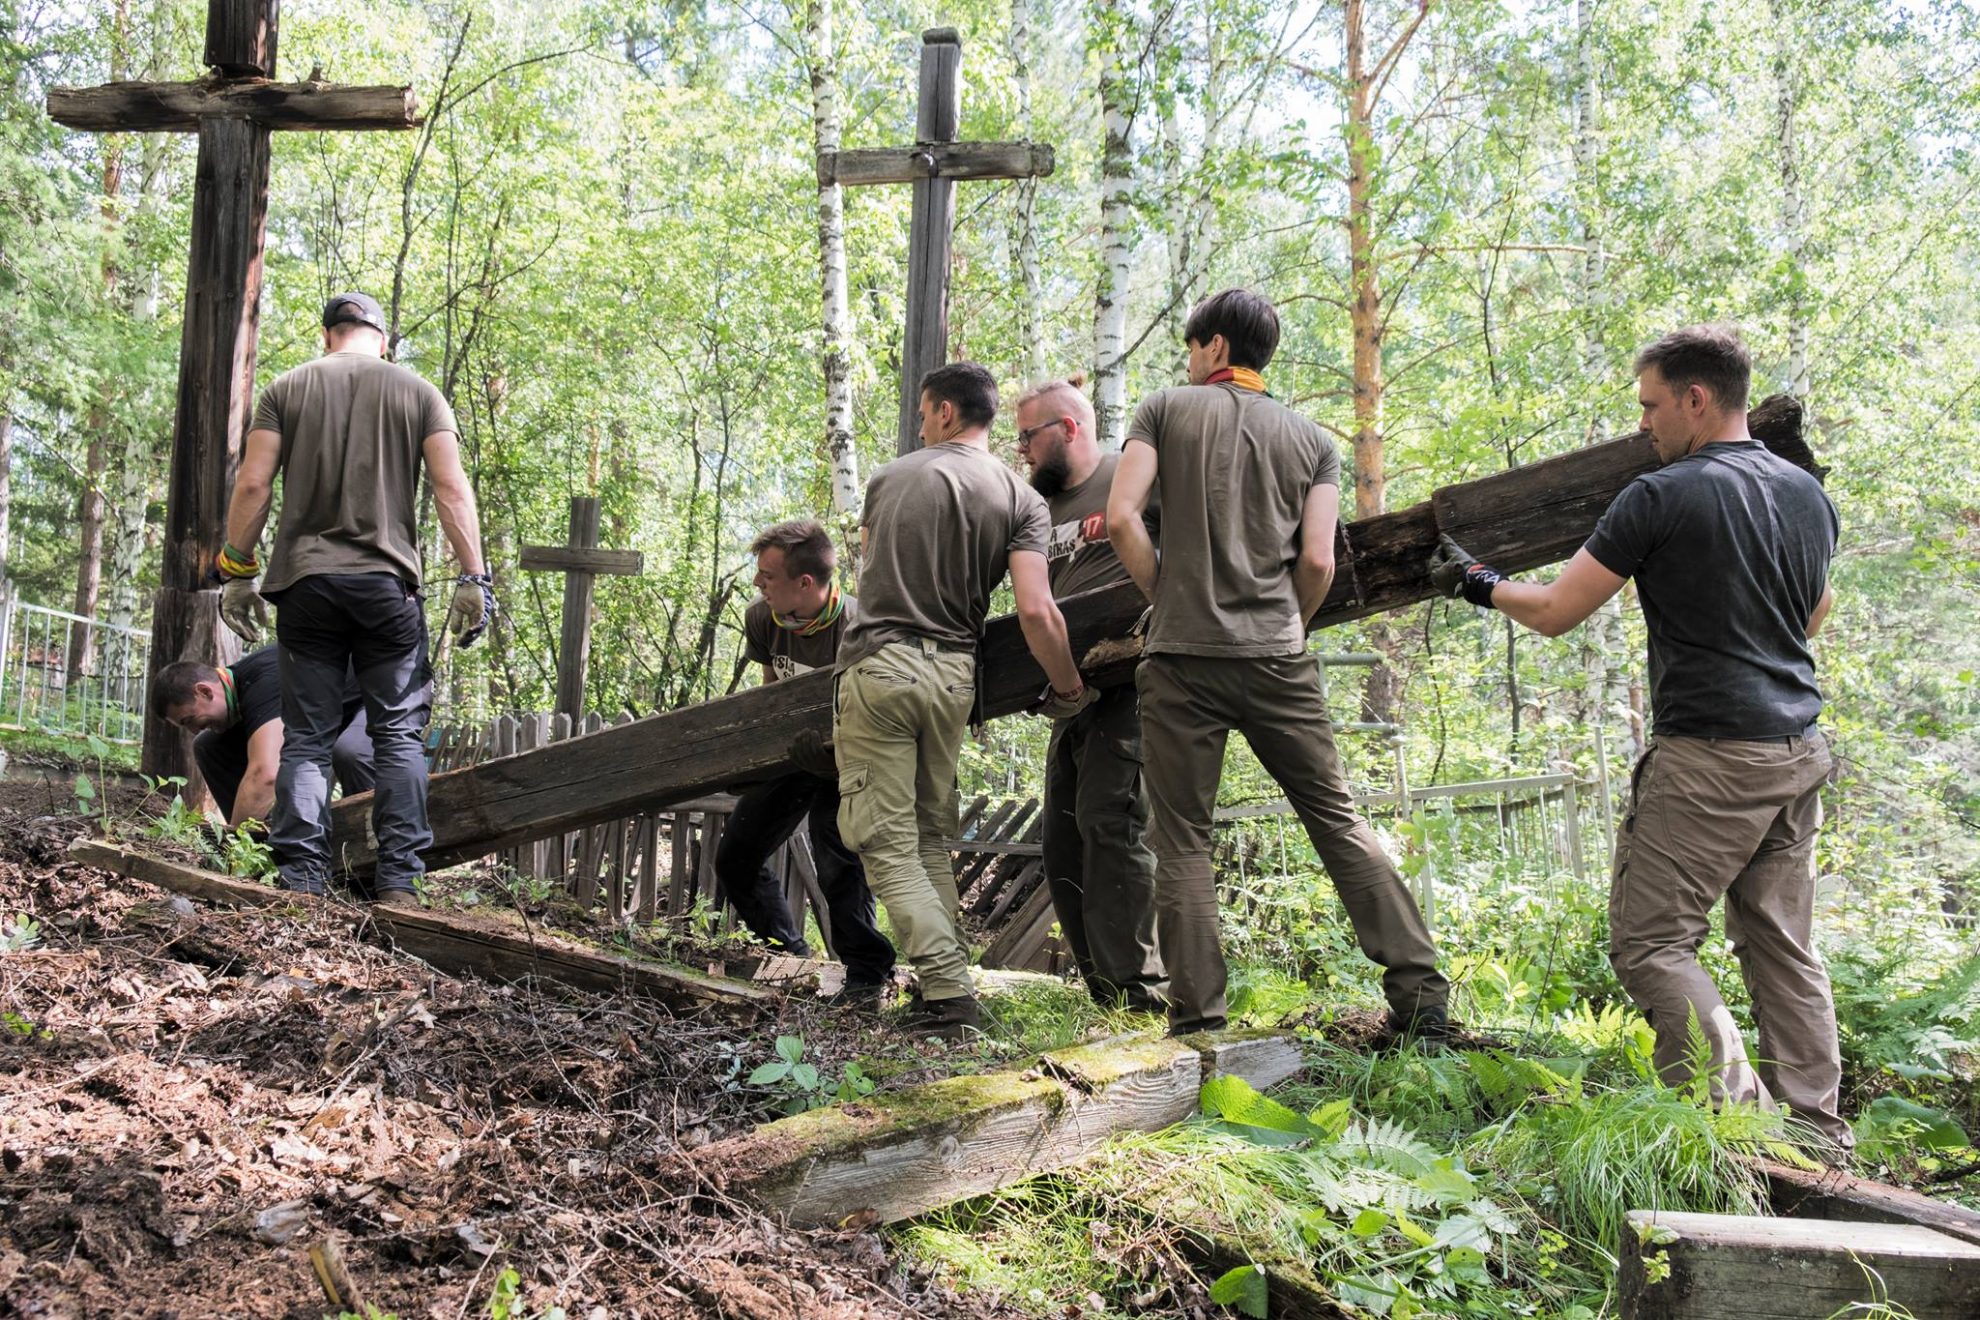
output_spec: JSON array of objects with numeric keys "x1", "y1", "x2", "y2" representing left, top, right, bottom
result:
[
  {"x1": 818, "y1": 28, "x2": 1056, "y2": 455},
  {"x1": 46, "y1": 0, "x2": 421, "y2": 786},
  {"x1": 519, "y1": 497, "x2": 644, "y2": 725}
]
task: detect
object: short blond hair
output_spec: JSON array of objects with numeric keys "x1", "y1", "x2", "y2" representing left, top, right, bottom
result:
[{"x1": 1015, "y1": 374, "x2": 1095, "y2": 429}]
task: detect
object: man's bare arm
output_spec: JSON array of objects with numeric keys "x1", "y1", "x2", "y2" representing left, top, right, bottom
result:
[
  {"x1": 1294, "y1": 483, "x2": 1339, "y2": 625},
  {"x1": 1807, "y1": 583, "x2": 1834, "y2": 638},
  {"x1": 1490, "y1": 550, "x2": 1627, "y2": 637},
  {"x1": 223, "y1": 428, "x2": 283, "y2": 560},
  {"x1": 1107, "y1": 440, "x2": 1160, "y2": 601},
  {"x1": 422, "y1": 431, "x2": 486, "y2": 575},
  {"x1": 232, "y1": 721, "x2": 284, "y2": 828},
  {"x1": 1010, "y1": 550, "x2": 1082, "y2": 693}
]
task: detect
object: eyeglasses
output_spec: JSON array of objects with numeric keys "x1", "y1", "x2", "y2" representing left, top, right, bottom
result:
[{"x1": 1016, "y1": 418, "x2": 1068, "y2": 449}]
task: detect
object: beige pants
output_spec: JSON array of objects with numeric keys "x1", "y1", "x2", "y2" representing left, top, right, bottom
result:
[
  {"x1": 1610, "y1": 729, "x2": 1850, "y2": 1144},
  {"x1": 833, "y1": 639, "x2": 976, "y2": 1002},
  {"x1": 1137, "y1": 652, "x2": 1448, "y2": 1032}
]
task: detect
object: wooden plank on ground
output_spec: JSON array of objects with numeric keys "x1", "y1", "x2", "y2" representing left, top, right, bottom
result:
[
  {"x1": 1617, "y1": 1209, "x2": 1980, "y2": 1320},
  {"x1": 695, "y1": 1030, "x2": 1302, "y2": 1228},
  {"x1": 1760, "y1": 1158, "x2": 1980, "y2": 1249},
  {"x1": 329, "y1": 398, "x2": 1814, "y2": 876},
  {"x1": 69, "y1": 839, "x2": 775, "y2": 1021}
]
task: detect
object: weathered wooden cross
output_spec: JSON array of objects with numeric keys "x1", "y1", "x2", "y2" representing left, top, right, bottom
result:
[
  {"x1": 519, "y1": 496, "x2": 644, "y2": 724},
  {"x1": 817, "y1": 28, "x2": 1056, "y2": 455},
  {"x1": 46, "y1": 0, "x2": 421, "y2": 785}
]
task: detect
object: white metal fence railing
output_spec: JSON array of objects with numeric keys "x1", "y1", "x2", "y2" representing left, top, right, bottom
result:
[{"x1": 0, "y1": 585, "x2": 152, "y2": 745}]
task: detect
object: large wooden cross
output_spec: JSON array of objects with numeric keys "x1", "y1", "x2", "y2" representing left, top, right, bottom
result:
[
  {"x1": 46, "y1": 0, "x2": 420, "y2": 785},
  {"x1": 519, "y1": 496, "x2": 644, "y2": 724},
  {"x1": 818, "y1": 28, "x2": 1055, "y2": 455}
]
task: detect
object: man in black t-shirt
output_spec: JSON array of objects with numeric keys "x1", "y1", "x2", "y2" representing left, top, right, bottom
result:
[
  {"x1": 718, "y1": 519, "x2": 895, "y2": 1003},
  {"x1": 1429, "y1": 324, "x2": 1849, "y2": 1152},
  {"x1": 151, "y1": 648, "x2": 373, "y2": 829}
]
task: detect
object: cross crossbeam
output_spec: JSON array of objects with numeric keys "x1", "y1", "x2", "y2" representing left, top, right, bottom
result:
[{"x1": 519, "y1": 496, "x2": 644, "y2": 724}]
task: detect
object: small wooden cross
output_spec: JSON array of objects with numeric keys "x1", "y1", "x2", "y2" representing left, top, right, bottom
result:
[
  {"x1": 819, "y1": 28, "x2": 1056, "y2": 455},
  {"x1": 45, "y1": 0, "x2": 421, "y2": 785},
  {"x1": 519, "y1": 497, "x2": 644, "y2": 724}
]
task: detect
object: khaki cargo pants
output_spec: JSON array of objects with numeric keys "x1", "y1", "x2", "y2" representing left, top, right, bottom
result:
[
  {"x1": 1043, "y1": 684, "x2": 1169, "y2": 1012},
  {"x1": 834, "y1": 639, "x2": 976, "y2": 1003},
  {"x1": 1138, "y1": 652, "x2": 1448, "y2": 1033},
  {"x1": 1610, "y1": 729, "x2": 1850, "y2": 1144}
]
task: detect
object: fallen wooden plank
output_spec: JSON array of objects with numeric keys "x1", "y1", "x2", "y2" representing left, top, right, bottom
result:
[
  {"x1": 695, "y1": 1030, "x2": 1302, "y2": 1228},
  {"x1": 1617, "y1": 1209, "x2": 1980, "y2": 1320},
  {"x1": 68, "y1": 839, "x2": 775, "y2": 1021},
  {"x1": 329, "y1": 398, "x2": 1811, "y2": 876},
  {"x1": 1761, "y1": 1158, "x2": 1980, "y2": 1249}
]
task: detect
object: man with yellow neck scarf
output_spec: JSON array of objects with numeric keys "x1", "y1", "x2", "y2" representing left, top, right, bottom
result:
[
  {"x1": 1107, "y1": 288, "x2": 1450, "y2": 1041},
  {"x1": 719, "y1": 519, "x2": 896, "y2": 1004}
]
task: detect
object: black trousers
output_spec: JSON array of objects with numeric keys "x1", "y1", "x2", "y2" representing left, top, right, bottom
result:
[
  {"x1": 714, "y1": 771, "x2": 896, "y2": 984},
  {"x1": 194, "y1": 710, "x2": 375, "y2": 824},
  {"x1": 269, "y1": 573, "x2": 433, "y2": 896}
]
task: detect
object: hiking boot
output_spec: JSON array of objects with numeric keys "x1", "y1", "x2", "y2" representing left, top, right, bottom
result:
[
  {"x1": 372, "y1": 889, "x2": 421, "y2": 910},
  {"x1": 1374, "y1": 1005, "x2": 1456, "y2": 1052},
  {"x1": 899, "y1": 994, "x2": 982, "y2": 1042},
  {"x1": 824, "y1": 979, "x2": 890, "y2": 1013}
]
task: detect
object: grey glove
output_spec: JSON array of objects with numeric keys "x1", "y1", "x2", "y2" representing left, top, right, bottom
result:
[
  {"x1": 447, "y1": 573, "x2": 496, "y2": 648},
  {"x1": 1037, "y1": 681, "x2": 1100, "y2": 722},
  {"x1": 788, "y1": 728, "x2": 837, "y2": 779},
  {"x1": 219, "y1": 576, "x2": 269, "y2": 643},
  {"x1": 1427, "y1": 533, "x2": 1504, "y2": 608}
]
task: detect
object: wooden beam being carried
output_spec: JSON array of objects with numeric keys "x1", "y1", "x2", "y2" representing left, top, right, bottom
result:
[
  {"x1": 47, "y1": 79, "x2": 420, "y2": 133},
  {"x1": 326, "y1": 397, "x2": 1811, "y2": 877},
  {"x1": 1617, "y1": 1209, "x2": 1980, "y2": 1320},
  {"x1": 70, "y1": 839, "x2": 775, "y2": 1021},
  {"x1": 694, "y1": 1030, "x2": 1301, "y2": 1227}
]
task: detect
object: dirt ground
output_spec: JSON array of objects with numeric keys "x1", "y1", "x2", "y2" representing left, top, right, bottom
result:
[{"x1": 0, "y1": 789, "x2": 1017, "y2": 1320}]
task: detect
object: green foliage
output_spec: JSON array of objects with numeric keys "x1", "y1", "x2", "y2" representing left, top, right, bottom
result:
[
  {"x1": 1855, "y1": 1096, "x2": 1972, "y2": 1163},
  {"x1": 1207, "y1": 1263, "x2": 1268, "y2": 1317},
  {"x1": 487, "y1": 1267, "x2": 565, "y2": 1320},
  {"x1": 746, "y1": 1034, "x2": 875, "y2": 1115},
  {"x1": 1, "y1": 911, "x2": 41, "y2": 953}
]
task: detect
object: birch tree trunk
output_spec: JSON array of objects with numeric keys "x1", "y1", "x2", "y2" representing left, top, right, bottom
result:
[
  {"x1": 1771, "y1": 0, "x2": 1810, "y2": 399},
  {"x1": 0, "y1": 411, "x2": 11, "y2": 582},
  {"x1": 806, "y1": 0, "x2": 859, "y2": 525},
  {"x1": 1009, "y1": 0, "x2": 1047, "y2": 382},
  {"x1": 1344, "y1": 0, "x2": 1386, "y2": 522},
  {"x1": 1091, "y1": 0, "x2": 1135, "y2": 449}
]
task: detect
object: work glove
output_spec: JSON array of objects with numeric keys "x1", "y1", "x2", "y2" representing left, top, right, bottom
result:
[
  {"x1": 447, "y1": 572, "x2": 497, "y2": 649},
  {"x1": 219, "y1": 576, "x2": 269, "y2": 643},
  {"x1": 1037, "y1": 681, "x2": 1100, "y2": 722},
  {"x1": 1427, "y1": 533, "x2": 1505, "y2": 610},
  {"x1": 788, "y1": 728, "x2": 837, "y2": 779}
]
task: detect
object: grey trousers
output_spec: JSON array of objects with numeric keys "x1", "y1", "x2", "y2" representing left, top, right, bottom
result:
[
  {"x1": 1137, "y1": 652, "x2": 1448, "y2": 1033},
  {"x1": 1610, "y1": 729, "x2": 1850, "y2": 1145},
  {"x1": 1042, "y1": 684, "x2": 1168, "y2": 1011},
  {"x1": 270, "y1": 573, "x2": 433, "y2": 897}
]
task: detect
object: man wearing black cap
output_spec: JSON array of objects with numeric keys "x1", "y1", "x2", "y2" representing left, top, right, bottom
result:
[{"x1": 212, "y1": 292, "x2": 494, "y2": 904}]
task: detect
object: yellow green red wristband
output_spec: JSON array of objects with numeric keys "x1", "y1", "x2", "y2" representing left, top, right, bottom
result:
[{"x1": 216, "y1": 543, "x2": 260, "y2": 580}]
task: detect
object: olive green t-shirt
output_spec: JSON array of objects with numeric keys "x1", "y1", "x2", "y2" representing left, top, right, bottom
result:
[
  {"x1": 743, "y1": 594, "x2": 858, "y2": 682},
  {"x1": 1125, "y1": 383, "x2": 1341, "y2": 657},
  {"x1": 837, "y1": 442, "x2": 1050, "y2": 671},
  {"x1": 1045, "y1": 452, "x2": 1158, "y2": 600},
  {"x1": 250, "y1": 351, "x2": 457, "y2": 593}
]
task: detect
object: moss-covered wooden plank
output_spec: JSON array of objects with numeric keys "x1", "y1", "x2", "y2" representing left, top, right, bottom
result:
[
  {"x1": 1617, "y1": 1209, "x2": 1980, "y2": 1320},
  {"x1": 69, "y1": 839, "x2": 775, "y2": 1021},
  {"x1": 696, "y1": 1030, "x2": 1301, "y2": 1228}
]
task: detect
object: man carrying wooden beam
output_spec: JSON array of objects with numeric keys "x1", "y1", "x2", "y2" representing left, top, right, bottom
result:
[
  {"x1": 720, "y1": 519, "x2": 896, "y2": 1003},
  {"x1": 1430, "y1": 324, "x2": 1851, "y2": 1154},
  {"x1": 834, "y1": 363, "x2": 1093, "y2": 1039},
  {"x1": 214, "y1": 292, "x2": 492, "y2": 903},
  {"x1": 1014, "y1": 375, "x2": 1168, "y2": 1013},
  {"x1": 1108, "y1": 288, "x2": 1451, "y2": 1040}
]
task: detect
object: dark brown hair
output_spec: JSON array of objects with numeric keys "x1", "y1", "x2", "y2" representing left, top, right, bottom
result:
[
  {"x1": 1184, "y1": 288, "x2": 1282, "y2": 370},
  {"x1": 920, "y1": 361, "x2": 999, "y2": 430},
  {"x1": 1633, "y1": 324, "x2": 1751, "y2": 411},
  {"x1": 749, "y1": 518, "x2": 835, "y2": 583},
  {"x1": 150, "y1": 660, "x2": 221, "y2": 714}
]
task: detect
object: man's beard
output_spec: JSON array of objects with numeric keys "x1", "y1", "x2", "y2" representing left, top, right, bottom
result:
[{"x1": 1029, "y1": 451, "x2": 1072, "y2": 498}]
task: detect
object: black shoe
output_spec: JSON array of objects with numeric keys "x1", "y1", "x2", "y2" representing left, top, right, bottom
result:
[
  {"x1": 824, "y1": 980, "x2": 889, "y2": 1013},
  {"x1": 1374, "y1": 1006, "x2": 1456, "y2": 1052},
  {"x1": 899, "y1": 994, "x2": 982, "y2": 1041}
]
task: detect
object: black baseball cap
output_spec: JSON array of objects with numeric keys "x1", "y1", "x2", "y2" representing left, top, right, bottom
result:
[{"x1": 321, "y1": 292, "x2": 386, "y2": 334}]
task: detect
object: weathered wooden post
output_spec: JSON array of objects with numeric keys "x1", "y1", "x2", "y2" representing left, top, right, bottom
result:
[{"x1": 519, "y1": 496, "x2": 643, "y2": 725}]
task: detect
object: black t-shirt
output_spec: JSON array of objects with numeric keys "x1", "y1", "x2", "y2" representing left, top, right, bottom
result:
[
  {"x1": 211, "y1": 646, "x2": 364, "y2": 753},
  {"x1": 1583, "y1": 441, "x2": 1837, "y2": 739}
]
